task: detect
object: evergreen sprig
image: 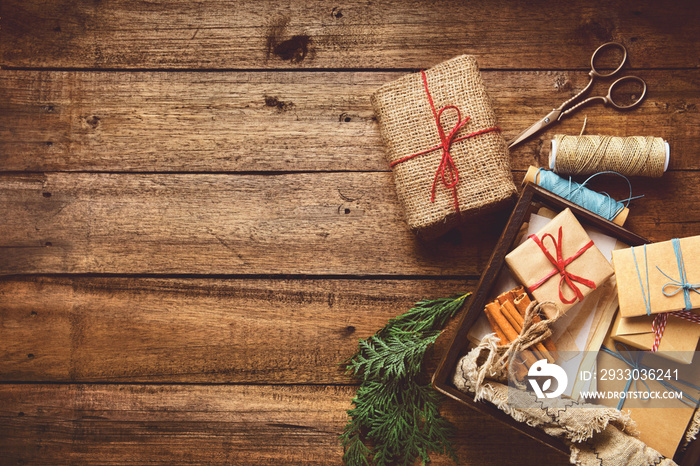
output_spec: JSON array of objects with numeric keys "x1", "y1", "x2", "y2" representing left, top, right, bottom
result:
[{"x1": 340, "y1": 293, "x2": 470, "y2": 466}]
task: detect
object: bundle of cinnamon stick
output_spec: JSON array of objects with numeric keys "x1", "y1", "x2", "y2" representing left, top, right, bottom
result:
[{"x1": 483, "y1": 286, "x2": 557, "y2": 374}]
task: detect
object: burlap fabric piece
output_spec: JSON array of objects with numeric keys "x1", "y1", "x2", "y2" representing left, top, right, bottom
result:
[{"x1": 371, "y1": 55, "x2": 516, "y2": 239}]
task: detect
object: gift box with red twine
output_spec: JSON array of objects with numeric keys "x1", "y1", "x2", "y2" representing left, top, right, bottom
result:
[
  {"x1": 371, "y1": 55, "x2": 516, "y2": 239},
  {"x1": 504, "y1": 208, "x2": 614, "y2": 317}
]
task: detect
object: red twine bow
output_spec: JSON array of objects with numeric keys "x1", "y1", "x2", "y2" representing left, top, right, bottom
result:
[
  {"x1": 528, "y1": 226, "x2": 597, "y2": 304},
  {"x1": 652, "y1": 310, "x2": 700, "y2": 352},
  {"x1": 389, "y1": 70, "x2": 500, "y2": 213}
]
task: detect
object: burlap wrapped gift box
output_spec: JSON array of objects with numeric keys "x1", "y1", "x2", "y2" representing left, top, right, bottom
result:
[{"x1": 371, "y1": 55, "x2": 516, "y2": 239}]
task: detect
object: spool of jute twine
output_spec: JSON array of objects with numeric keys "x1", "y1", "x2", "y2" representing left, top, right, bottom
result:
[{"x1": 550, "y1": 135, "x2": 669, "y2": 178}]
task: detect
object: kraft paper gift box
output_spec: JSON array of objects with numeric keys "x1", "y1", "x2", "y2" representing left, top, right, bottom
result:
[
  {"x1": 613, "y1": 235, "x2": 700, "y2": 318},
  {"x1": 505, "y1": 208, "x2": 614, "y2": 318},
  {"x1": 611, "y1": 311, "x2": 700, "y2": 365},
  {"x1": 371, "y1": 55, "x2": 516, "y2": 239},
  {"x1": 597, "y1": 332, "x2": 700, "y2": 459}
]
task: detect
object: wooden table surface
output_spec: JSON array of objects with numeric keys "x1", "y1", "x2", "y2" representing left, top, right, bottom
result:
[{"x1": 0, "y1": 1, "x2": 698, "y2": 464}]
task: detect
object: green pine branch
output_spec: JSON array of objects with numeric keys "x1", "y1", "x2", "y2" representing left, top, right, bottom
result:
[
  {"x1": 347, "y1": 331, "x2": 440, "y2": 382},
  {"x1": 341, "y1": 293, "x2": 469, "y2": 466}
]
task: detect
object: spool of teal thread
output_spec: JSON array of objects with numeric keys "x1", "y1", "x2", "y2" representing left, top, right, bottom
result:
[{"x1": 525, "y1": 166, "x2": 630, "y2": 225}]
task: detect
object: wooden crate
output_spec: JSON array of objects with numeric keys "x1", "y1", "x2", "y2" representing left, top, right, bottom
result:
[{"x1": 432, "y1": 183, "x2": 700, "y2": 464}]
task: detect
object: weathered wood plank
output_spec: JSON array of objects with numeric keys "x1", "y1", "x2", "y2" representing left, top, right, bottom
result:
[
  {"x1": 1, "y1": 0, "x2": 697, "y2": 70},
  {"x1": 0, "y1": 172, "x2": 497, "y2": 275},
  {"x1": 1, "y1": 171, "x2": 698, "y2": 275},
  {"x1": 0, "y1": 70, "x2": 697, "y2": 172},
  {"x1": 0, "y1": 384, "x2": 569, "y2": 465},
  {"x1": 0, "y1": 276, "x2": 471, "y2": 383}
]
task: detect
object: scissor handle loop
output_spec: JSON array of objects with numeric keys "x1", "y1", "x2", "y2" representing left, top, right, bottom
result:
[
  {"x1": 590, "y1": 42, "x2": 627, "y2": 78},
  {"x1": 607, "y1": 75, "x2": 647, "y2": 110},
  {"x1": 559, "y1": 96, "x2": 607, "y2": 120}
]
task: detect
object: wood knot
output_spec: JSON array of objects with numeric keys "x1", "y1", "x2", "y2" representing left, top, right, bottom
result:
[
  {"x1": 85, "y1": 115, "x2": 101, "y2": 129},
  {"x1": 553, "y1": 74, "x2": 571, "y2": 92},
  {"x1": 575, "y1": 18, "x2": 615, "y2": 43},
  {"x1": 273, "y1": 35, "x2": 311, "y2": 63},
  {"x1": 331, "y1": 7, "x2": 343, "y2": 19},
  {"x1": 264, "y1": 95, "x2": 295, "y2": 112}
]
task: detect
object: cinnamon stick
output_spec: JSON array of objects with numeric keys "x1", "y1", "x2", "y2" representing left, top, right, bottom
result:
[
  {"x1": 501, "y1": 301, "x2": 523, "y2": 333},
  {"x1": 513, "y1": 292, "x2": 531, "y2": 317},
  {"x1": 483, "y1": 302, "x2": 538, "y2": 368},
  {"x1": 484, "y1": 301, "x2": 517, "y2": 342},
  {"x1": 541, "y1": 335, "x2": 558, "y2": 353},
  {"x1": 496, "y1": 290, "x2": 515, "y2": 305},
  {"x1": 483, "y1": 307, "x2": 508, "y2": 345},
  {"x1": 483, "y1": 305, "x2": 529, "y2": 380}
]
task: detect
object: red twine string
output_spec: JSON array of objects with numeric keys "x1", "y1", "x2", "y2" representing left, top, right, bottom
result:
[
  {"x1": 651, "y1": 310, "x2": 700, "y2": 352},
  {"x1": 388, "y1": 70, "x2": 500, "y2": 214},
  {"x1": 527, "y1": 226, "x2": 597, "y2": 304}
]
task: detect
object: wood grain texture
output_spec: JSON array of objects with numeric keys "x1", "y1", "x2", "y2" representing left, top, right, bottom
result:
[
  {"x1": 0, "y1": 70, "x2": 697, "y2": 172},
  {"x1": 1, "y1": 1, "x2": 697, "y2": 463},
  {"x1": 0, "y1": 384, "x2": 569, "y2": 465},
  {"x1": 0, "y1": 276, "x2": 471, "y2": 383},
  {"x1": 1, "y1": 0, "x2": 697, "y2": 70},
  {"x1": 0, "y1": 172, "x2": 500, "y2": 275},
  {"x1": 1, "y1": 171, "x2": 698, "y2": 275}
]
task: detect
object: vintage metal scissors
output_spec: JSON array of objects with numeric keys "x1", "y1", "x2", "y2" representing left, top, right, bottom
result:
[{"x1": 508, "y1": 42, "x2": 647, "y2": 148}]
